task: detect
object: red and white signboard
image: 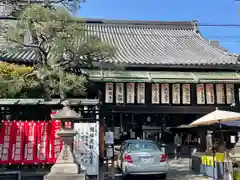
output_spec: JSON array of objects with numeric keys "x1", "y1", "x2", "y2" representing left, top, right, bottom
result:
[
  {"x1": 127, "y1": 83, "x2": 135, "y2": 104},
  {"x1": 11, "y1": 121, "x2": 25, "y2": 164},
  {"x1": 105, "y1": 83, "x2": 114, "y2": 103},
  {"x1": 152, "y1": 83, "x2": 160, "y2": 104},
  {"x1": 49, "y1": 118, "x2": 63, "y2": 163},
  {"x1": 216, "y1": 84, "x2": 225, "y2": 104},
  {"x1": 206, "y1": 84, "x2": 215, "y2": 104},
  {"x1": 0, "y1": 121, "x2": 11, "y2": 164},
  {"x1": 116, "y1": 83, "x2": 124, "y2": 104},
  {"x1": 182, "y1": 84, "x2": 191, "y2": 104},
  {"x1": 0, "y1": 121, "x2": 13, "y2": 164},
  {"x1": 196, "y1": 84, "x2": 205, "y2": 104},
  {"x1": 23, "y1": 121, "x2": 37, "y2": 164},
  {"x1": 37, "y1": 121, "x2": 50, "y2": 164},
  {"x1": 226, "y1": 84, "x2": 235, "y2": 104},
  {"x1": 172, "y1": 84, "x2": 180, "y2": 104},
  {"x1": 161, "y1": 84, "x2": 169, "y2": 104},
  {"x1": 137, "y1": 83, "x2": 145, "y2": 104},
  {"x1": 0, "y1": 122, "x2": 4, "y2": 163}
]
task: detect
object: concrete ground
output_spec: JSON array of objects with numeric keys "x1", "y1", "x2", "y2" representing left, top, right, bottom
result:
[
  {"x1": 166, "y1": 158, "x2": 210, "y2": 180},
  {"x1": 102, "y1": 158, "x2": 210, "y2": 180},
  {"x1": 0, "y1": 158, "x2": 210, "y2": 180}
]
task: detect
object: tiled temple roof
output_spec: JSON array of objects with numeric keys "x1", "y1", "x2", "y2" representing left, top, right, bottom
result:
[{"x1": 0, "y1": 19, "x2": 239, "y2": 67}]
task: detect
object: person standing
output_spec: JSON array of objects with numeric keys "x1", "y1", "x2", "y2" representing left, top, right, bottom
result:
[{"x1": 174, "y1": 134, "x2": 182, "y2": 159}]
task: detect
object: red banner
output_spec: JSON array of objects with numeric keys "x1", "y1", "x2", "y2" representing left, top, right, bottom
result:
[
  {"x1": 0, "y1": 121, "x2": 6, "y2": 164},
  {"x1": 11, "y1": 121, "x2": 25, "y2": 164},
  {"x1": 23, "y1": 121, "x2": 37, "y2": 164},
  {"x1": 0, "y1": 121, "x2": 14, "y2": 164},
  {"x1": 49, "y1": 119, "x2": 63, "y2": 163},
  {"x1": 36, "y1": 121, "x2": 50, "y2": 164},
  {"x1": 0, "y1": 116, "x2": 72, "y2": 165}
]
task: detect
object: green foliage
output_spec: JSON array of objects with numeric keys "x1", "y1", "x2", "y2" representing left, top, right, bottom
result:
[
  {"x1": 1, "y1": 4, "x2": 115, "y2": 99},
  {"x1": 51, "y1": 0, "x2": 86, "y2": 12},
  {"x1": 0, "y1": 62, "x2": 39, "y2": 98},
  {"x1": 3, "y1": 0, "x2": 86, "y2": 16}
]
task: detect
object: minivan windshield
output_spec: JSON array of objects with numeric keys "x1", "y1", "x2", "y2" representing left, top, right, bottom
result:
[{"x1": 127, "y1": 142, "x2": 159, "y2": 152}]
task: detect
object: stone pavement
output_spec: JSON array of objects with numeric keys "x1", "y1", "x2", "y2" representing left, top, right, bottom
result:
[
  {"x1": 166, "y1": 158, "x2": 210, "y2": 180},
  {"x1": 102, "y1": 158, "x2": 211, "y2": 180},
  {"x1": 0, "y1": 158, "x2": 210, "y2": 180}
]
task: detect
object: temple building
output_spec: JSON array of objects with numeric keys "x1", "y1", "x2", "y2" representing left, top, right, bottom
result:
[
  {"x1": 1, "y1": 19, "x2": 240, "y2": 158},
  {"x1": 80, "y1": 19, "x2": 240, "y2": 141}
]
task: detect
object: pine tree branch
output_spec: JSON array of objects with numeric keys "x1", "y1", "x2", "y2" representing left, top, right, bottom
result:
[{"x1": 8, "y1": 38, "x2": 50, "y2": 67}]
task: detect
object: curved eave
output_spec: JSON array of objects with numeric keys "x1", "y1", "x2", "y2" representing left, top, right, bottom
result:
[
  {"x1": 117, "y1": 62, "x2": 240, "y2": 70},
  {"x1": 193, "y1": 20, "x2": 237, "y2": 60}
]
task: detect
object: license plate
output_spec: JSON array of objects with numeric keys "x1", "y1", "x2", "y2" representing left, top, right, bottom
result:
[{"x1": 141, "y1": 157, "x2": 153, "y2": 164}]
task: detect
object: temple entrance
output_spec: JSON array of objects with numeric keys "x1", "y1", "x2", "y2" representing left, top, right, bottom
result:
[{"x1": 104, "y1": 113, "x2": 200, "y2": 145}]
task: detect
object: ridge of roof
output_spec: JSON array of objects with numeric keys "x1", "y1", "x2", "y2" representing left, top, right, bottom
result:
[
  {"x1": 81, "y1": 18, "x2": 196, "y2": 30},
  {"x1": 0, "y1": 17, "x2": 197, "y2": 30}
]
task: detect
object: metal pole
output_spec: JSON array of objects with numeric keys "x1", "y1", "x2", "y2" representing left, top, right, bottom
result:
[{"x1": 111, "y1": 114, "x2": 115, "y2": 179}]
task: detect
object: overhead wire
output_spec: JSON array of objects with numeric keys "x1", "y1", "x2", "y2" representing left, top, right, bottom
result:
[{"x1": 198, "y1": 0, "x2": 237, "y2": 25}]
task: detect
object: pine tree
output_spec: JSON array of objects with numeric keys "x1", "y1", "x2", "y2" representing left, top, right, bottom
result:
[
  {"x1": 0, "y1": 4, "x2": 115, "y2": 99},
  {"x1": 0, "y1": 0, "x2": 84, "y2": 17}
]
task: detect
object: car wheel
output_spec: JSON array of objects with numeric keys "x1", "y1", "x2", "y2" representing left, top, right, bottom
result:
[
  {"x1": 159, "y1": 173, "x2": 166, "y2": 179},
  {"x1": 122, "y1": 174, "x2": 130, "y2": 180},
  {"x1": 121, "y1": 164, "x2": 128, "y2": 179}
]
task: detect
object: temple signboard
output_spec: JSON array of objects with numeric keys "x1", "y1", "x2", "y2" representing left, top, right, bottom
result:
[
  {"x1": 104, "y1": 83, "x2": 235, "y2": 105},
  {"x1": 182, "y1": 84, "x2": 191, "y2": 104},
  {"x1": 152, "y1": 83, "x2": 160, "y2": 104},
  {"x1": 127, "y1": 83, "x2": 135, "y2": 104},
  {"x1": 161, "y1": 84, "x2": 169, "y2": 104},
  {"x1": 226, "y1": 84, "x2": 235, "y2": 104},
  {"x1": 105, "y1": 83, "x2": 113, "y2": 103},
  {"x1": 196, "y1": 84, "x2": 205, "y2": 104},
  {"x1": 172, "y1": 84, "x2": 180, "y2": 104},
  {"x1": 137, "y1": 83, "x2": 145, "y2": 104},
  {"x1": 206, "y1": 84, "x2": 214, "y2": 104},
  {"x1": 216, "y1": 84, "x2": 225, "y2": 104},
  {"x1": 116, "y1": 83, "x2": 124, "y2": 104}
]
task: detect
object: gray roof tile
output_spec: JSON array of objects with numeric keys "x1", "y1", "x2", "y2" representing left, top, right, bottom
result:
[
  {"x1": 0, "y1": 19, "x2": 238, "y2": 66},
  {"x1": 84, "y1": 19, "x2": 238, "y2": 65}
]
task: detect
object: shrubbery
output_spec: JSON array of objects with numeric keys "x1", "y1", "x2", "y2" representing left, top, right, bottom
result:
[{"x1": 0, "y1": 62, "x2": 88, "y2": 98}]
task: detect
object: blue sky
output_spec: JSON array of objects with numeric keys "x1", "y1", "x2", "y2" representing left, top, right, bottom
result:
[{"x1": 79, "y1": 0, "x2": 240, "y2": 53}]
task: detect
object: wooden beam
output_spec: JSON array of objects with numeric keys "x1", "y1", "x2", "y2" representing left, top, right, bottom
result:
[{"x1": 102, "y1": 104, "x2": 233, "y2": 114}]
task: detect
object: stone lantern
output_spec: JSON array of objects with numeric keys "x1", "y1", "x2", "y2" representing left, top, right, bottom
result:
[{"x1": 44, "y1": 100, "x2": 86, "y2": 180}]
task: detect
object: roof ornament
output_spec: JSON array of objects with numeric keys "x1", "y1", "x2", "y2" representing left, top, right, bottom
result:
[
  {"x1": 237, "y1": 55, "x2": 240, "y2": 62},
  {"x1": 191, "y1": 72, "x2": 199, "y2": 83},
  {"x1": 100, "y1": 69, "x2": 104, "y2": 80},
  {"x1": 192, "y1": 20, "x2": 199, "y2": 33},
  {"x1": 235, "y1": 72, "x2": 240, "y2": 78},
  {"x1": 51, "y1": 100, "x2": 82, "y2": 120},
  {"x1": 147, "y1": 72, "x2": 152, "y2": 82}
]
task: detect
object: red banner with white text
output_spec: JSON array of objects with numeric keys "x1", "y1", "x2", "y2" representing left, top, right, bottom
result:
[
  {"x1": 23, "y1": 121, "x2": 37, "y2": 164},
  {"x1": 49, "y1": 118, "x2": 63, "y2": 164},
  {"x1": 0, "y1": 121, "x2": 7, "y2": 164},
  {"x1": 11, "y1": 121, "x2": 25, "y2": 164},
  {"x1": 0, "y1": 118, "x2": 71, "y2": 165},
  {"x1": 36, "y1": 121, "x2": 50, "y2": 164},
  {"x1": 0, "y1": 121, "x2": 14, "y2": 164}
]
